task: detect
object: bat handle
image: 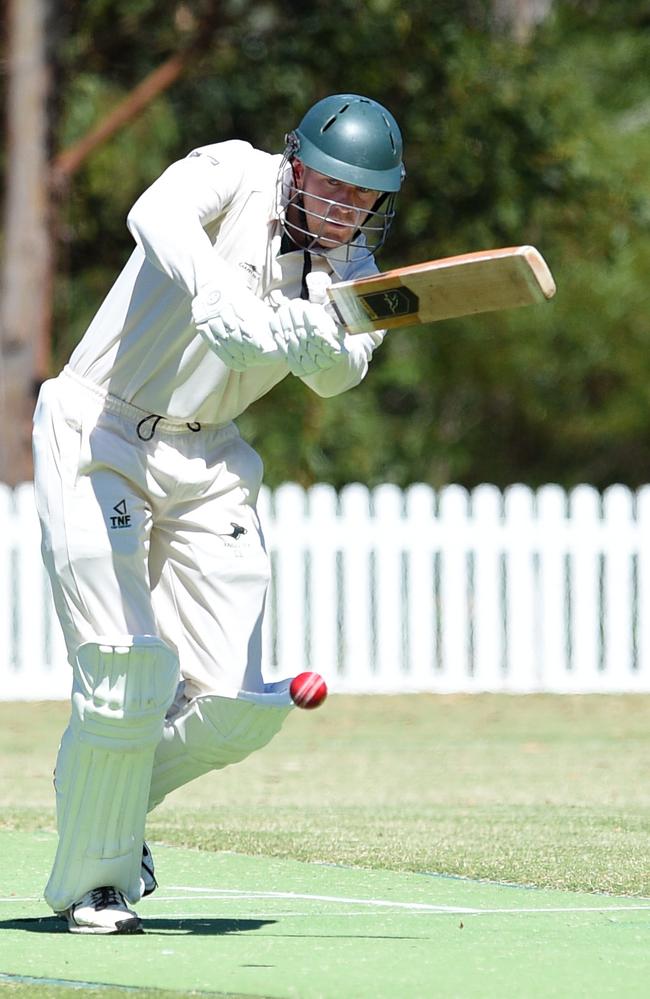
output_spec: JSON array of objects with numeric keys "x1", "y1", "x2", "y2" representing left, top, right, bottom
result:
[
  {"x1": 305, "y1": 271, "x2": 332, "y2": 306},
  {"x1": 305, "y1": 270, "x2": 344, "y2": 327}
]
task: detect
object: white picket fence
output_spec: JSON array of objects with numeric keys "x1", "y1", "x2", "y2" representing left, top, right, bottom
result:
[{"x1": 2, "y1": 480, "x2": 650, "y2": 699}]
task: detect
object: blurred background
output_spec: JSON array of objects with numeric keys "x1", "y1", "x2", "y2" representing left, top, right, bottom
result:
[{"x1": 1, "y1": 0, "x2": 649, "y2": 491}]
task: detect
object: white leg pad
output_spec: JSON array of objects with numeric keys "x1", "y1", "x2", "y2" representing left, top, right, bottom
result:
[
  {"x1": 147, "y1": 683, "x2": 292, "y2": 811},
  {"x1": 45, "y1": 636, "x2": 179, "y2": 912}
]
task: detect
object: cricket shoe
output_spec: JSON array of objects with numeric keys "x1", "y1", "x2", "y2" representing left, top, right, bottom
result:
[
  {"x1": 60, "y1": 886, "x2": 142, "y2": 935},
  {"x1": 140, "y1": 841, "x2": 157, "y2": 897}
]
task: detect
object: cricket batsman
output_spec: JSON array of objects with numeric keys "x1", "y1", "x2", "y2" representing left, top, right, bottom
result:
[{"x1": 32, "y1": 94, "x2": 405, "y2": 933}]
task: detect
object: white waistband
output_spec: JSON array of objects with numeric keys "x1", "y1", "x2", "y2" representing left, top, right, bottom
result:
[{"x1": 60, "y1": 367, "x2": 236, "y2": 440}]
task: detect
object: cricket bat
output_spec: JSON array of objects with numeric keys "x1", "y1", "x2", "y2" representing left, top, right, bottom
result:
[{"x1": 325, "y1": 245, "x2": 556, "y2": 334}]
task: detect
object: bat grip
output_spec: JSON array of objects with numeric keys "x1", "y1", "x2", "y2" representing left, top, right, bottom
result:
[
  {"x1": 305, "y1": 270, "x2": 346, "y2": 327},
  {"x1": 305, "y1": 271, "x2": 333, "y2": 307}
]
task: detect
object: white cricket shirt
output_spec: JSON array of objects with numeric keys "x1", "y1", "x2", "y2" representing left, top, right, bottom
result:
[{"x1": 67, "y1": 140, "x2": 385, "y2": 425}]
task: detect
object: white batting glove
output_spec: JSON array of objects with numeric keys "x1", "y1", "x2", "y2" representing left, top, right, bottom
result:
[
  {"x1": 273, "y1": 300, "x2": 347, "y2": 377},
  {"x1": 192, "y1": 284, "x2": 281, "y2": 371}
]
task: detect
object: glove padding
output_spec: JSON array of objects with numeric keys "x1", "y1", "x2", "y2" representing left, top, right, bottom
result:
[
  {"x1": 192, "y1": 284, "x2": 281, "y2": 372},
  {"x1": 273, "y1": 300, "x2": 347, "y2": 377}
]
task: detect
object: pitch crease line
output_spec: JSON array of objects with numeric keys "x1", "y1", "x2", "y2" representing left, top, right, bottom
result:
[
  {"x1": 167, "y1": 887, "x2": 462, "y2": 911},
  {"x1": 162, "y1": 888, "x2": 650, "y2": 915}
]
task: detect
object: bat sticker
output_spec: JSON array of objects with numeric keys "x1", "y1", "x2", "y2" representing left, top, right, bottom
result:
[{"x1": 359, "y1": 286, "x2": 419, "y2": 321}]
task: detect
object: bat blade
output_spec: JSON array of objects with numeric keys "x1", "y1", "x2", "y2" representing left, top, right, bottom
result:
[{"x1": 328, "y1": 245, "x2": 557, "y2": 333}]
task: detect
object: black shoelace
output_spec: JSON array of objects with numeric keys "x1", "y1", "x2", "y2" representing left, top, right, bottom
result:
[{"x1": 86, "y1": 886, "x2": 125, "y2": 911}]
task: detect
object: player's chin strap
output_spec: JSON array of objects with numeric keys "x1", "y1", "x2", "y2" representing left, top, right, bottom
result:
[
  {"x1": 278, "y1": 229, "x2": 316, "y2": 302},
  {"x1": 300, "y1": 248, "x2": 312, "y2": 299}
]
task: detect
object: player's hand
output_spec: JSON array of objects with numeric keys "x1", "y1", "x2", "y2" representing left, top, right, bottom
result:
[
  {"x1": 273, "y1": 300, "x2": 347, "y2": 377},
  {"x1": 192, "y1": 285, "x2": 281, "y2": 371}
]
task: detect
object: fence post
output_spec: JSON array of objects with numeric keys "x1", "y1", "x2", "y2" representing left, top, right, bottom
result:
[
  {"x1": 568, "y1": 485, "x2": 601, "y2": 690},
  {"x1": 471, "y1": 484, "x2": 504, "y2": 690},
  {"x1": 636, "y1": 486, "x2": 650, "y2": 684},
  {"x1": 371, "y1": 483, "x2": 406, "y2": 692},
  {"x1": 404, "y1": 483, "x2": 437, "y2": 689},
  {"x1": 536, "y1": 484, "x2": 570, "y2": 691},
  {"x1": 503, "y1": 485, "x2": 539, "y2": 691},
  {"x1": 338, "y1": 483, "x2": 374, "y2": 690},
  {"x1": 601, "y1": 484, "x2": 636, "y2": 689},
  {"x1": 437, "y1": 485, "x2": 471, "y2": 690},
  {"x1": 308, "y1": 483, "x2": 344, "y2": 684}
]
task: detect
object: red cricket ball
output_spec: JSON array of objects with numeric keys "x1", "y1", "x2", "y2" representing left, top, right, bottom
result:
[{"x1": 289, "y1": 671, "x2": 328, "y2": 710}]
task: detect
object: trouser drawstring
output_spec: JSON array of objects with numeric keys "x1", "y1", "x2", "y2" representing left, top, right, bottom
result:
[{"x1": 136, "y1": 415, "x2": 202, "y2": 441}]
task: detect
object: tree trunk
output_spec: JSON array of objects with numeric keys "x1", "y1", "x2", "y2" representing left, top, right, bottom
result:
[
  {"x1": 0, "y1": 3, "x2": 230, "y2": 487},
  {"x1": 0, "y1": 0, "x2": 52, "y2": 486}
]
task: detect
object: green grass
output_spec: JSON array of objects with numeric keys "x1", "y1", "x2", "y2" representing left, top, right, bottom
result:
[
  {"x1": 2, "y1": 694, "x2": 650, "y2": 896},
  {"x1": 0, "y1": 987, "x2": 213, "y2": 999}
]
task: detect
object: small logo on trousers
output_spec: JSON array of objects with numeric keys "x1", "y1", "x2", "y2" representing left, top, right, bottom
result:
[
  {"x1": 110, "y1": 499, "x2": 131, "y2": 529},
  {"x1": 227, "y1": 523, "x2": 247, "y2": 540},
  {"x1": 217, "y1": 522, "x2": 249, "y2": 555}
]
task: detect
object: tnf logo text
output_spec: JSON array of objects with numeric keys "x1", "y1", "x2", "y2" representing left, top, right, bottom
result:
[{"x1": 110, "y1": 499, "x2": 131, "y2": 529}]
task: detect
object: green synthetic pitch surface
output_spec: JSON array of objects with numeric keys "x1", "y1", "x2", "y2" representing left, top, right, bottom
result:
[
  {"x1": 2, "y1": 694, "x2": 650, "y2": 996},
  {"x1": 2, "y1": 831, "x2": 650, "y2": 998}
]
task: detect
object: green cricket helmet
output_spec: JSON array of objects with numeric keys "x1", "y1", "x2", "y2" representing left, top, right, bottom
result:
[{"x1": 279, "y1": 94, "x2": 405, "y2": 260}]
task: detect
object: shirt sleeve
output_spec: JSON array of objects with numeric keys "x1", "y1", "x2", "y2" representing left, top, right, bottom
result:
[
  {"x1": 125, "y1": 142, "x2": 251, "y2": 298},
  {"x1": 299, "y1": 328, "x2": 386, "y2": 397}
]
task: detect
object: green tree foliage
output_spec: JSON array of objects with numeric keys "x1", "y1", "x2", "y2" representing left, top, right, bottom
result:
[{"x1": 49, "y1": 0, "x2": 650, "y2": 488}]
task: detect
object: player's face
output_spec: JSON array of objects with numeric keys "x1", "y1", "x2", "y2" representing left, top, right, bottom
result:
[{"x1": 292, "y1": 162, "x2": 380, "y2": 249}]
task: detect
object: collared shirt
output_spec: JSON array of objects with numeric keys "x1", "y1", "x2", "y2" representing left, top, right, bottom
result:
[{"x1": 67, "y1": 140, "x2": 385, "y2": 425}]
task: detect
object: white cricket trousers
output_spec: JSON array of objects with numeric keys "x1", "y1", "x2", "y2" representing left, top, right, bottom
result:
[{"x1": 32, "y1": 367, "x2": 272, "y2": 698}]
